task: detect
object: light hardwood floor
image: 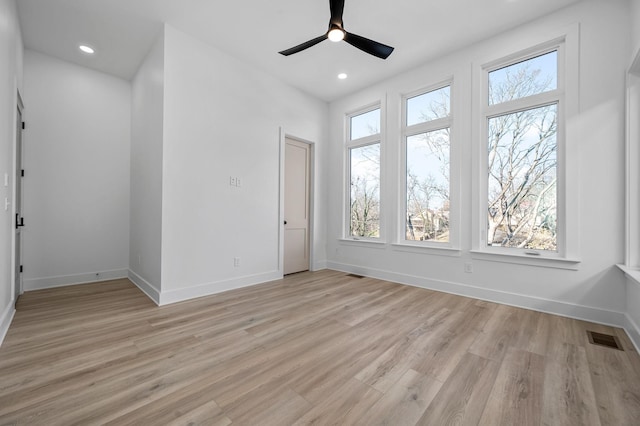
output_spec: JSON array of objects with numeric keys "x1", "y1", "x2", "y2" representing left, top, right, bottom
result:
[{"x1": 1, "y1": 270, "x2": 639, "y2": 425}]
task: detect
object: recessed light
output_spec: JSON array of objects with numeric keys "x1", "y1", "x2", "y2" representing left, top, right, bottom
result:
[
  {"x1": 79, "y1": 45, "x2": 95, "y2": 54},
  {"x1": 338, "y1": 73, "x2": 348, "y2": 80}
]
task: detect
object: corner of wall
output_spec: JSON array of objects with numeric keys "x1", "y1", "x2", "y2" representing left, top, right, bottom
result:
[
  {"x1": 128, "y1": 269, "x2": 161, "y2": 305},
  {"x1": 0, "y1": 302, "x2": 16, "y2": 347}
]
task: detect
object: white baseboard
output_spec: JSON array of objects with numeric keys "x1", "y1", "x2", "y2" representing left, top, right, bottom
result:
[
  {"x1": 0, "y1": 303, "x2": 16, "y2": 347},
  {"x1": 620, "y1": 268, "x2": 640, "y2": 351},
  {"x1": 312, "y1": 260, "x2": 328, "y2": 271},
  {"x1": 127, "y1": 270, "x2": 161, "y2": 305},
  {"x1": 159, "y1": 270, "x2": 283, "y2": 305},
  {"x1": 23, "y1": 269, "x2": 129, "y2": 291},
  {"x1": 326, "y1": 261, "x2": 627, "y2": 329},
  {"x1": 623, "y1": 313, "x2": 640, "y2": 352}
]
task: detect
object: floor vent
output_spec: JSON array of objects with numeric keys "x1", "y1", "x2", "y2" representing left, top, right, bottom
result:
[
  {"x1": 346, "y1": 274, "x2": 364, "y2": 279},
  {"x1": 586, "y1": 330, "x2": 623, "y2": 351}
]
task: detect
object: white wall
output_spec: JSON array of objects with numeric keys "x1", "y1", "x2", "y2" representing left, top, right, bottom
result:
[
  {"x1": 129, "y1": 31, "x2": 164, "y2": 301},
  {"x1": 327, "y1": 0, "x2": 630, "y2": 326},
  {"x1": 0, "y1": 0, "x2": 23, "y2": 344},
  {"x1": 22, "y1": 50, "x2": 131, "y2": 290},
  {"x1": 159, "y1": 25, "x2": 328, "y2": 303},
  {"x1": 631, "y1": 0, "x2": 640, "y2": 57}
]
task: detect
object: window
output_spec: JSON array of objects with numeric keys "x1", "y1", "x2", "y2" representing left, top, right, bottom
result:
[
  {"x1": 483, "y1": 49, "x2": 561, "y2": 253},
  {"x1": 347, "y1": 106, "x2": 381, "y2": 238},
  {"x1": 402, "y1": 84, "x2": 452, "y2": 244}
]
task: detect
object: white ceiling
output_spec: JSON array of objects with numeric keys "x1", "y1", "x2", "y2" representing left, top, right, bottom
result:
[{"x1": 17, "y1": 0, "x2": 583, "y2": 102}]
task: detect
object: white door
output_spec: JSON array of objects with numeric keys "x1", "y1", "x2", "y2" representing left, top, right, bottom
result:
[
  {"x1": 14, "y1": 99, "x2": 24, "y2": 304},
  {"x1": 283, "y1": 138, "x2": 310, "y2": 275}
]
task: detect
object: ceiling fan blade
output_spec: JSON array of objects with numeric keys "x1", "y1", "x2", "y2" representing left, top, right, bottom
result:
[
  {"x1": 330, "y1": 0, "x2": 345, "y2": 26},
  {"x1": 279, "y1": 35, "x2": 327, "y2": 56},
  {"x1": 344, "y1": 32, "x2": 394, "y2": 59}
]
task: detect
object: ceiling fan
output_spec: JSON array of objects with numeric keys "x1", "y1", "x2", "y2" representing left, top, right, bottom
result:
[{"x1": 278, "y1": 0, "x2": 394, "y2": 60}]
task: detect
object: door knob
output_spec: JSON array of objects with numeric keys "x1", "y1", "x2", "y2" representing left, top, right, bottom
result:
[{"x1": 284, "y1": 220, "x2": 287, "y2": 225}]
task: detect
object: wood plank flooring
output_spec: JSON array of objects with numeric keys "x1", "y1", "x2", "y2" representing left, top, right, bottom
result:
[{"x1": 1, "y1": 270, "x2": 639, "y2": 425}]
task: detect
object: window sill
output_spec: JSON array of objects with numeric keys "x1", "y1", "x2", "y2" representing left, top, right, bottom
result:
[
  {"x1": 391, "y1": 243, "x2": 461, "y2": 257},
  {"x1": 617, "y1": 264, "x2": 640, "y2": 287},
  {"x1": 338, "y1": 238, "x2": 387, "y2": 249},
  {"x1": 470, "y1": 250, "x2": 580, "y2": 270}
]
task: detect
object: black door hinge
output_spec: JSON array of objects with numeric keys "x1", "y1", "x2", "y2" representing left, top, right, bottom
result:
[
  {"x1": 19, "y1": 265, "x2": 23, "y2": 273},
  {"x1": 21, "y1": 169, "x2": 24, "y2": 177},
  {"x1": 21, "y1": 122, "x2": 25, "y2": 130},
  {"x1": 15, "y1": 213, "x2": 24, "y2": 229}
]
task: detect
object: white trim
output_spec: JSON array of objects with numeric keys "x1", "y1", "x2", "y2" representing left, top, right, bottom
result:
[
  {"x1": 128, "y1": 269, "x2": 161, "y2": 305},
  {"x1": 470, "y1": 250, "x2": 580, "y2": 270},
  {"x1": 618, "y1": 263, "x2": 640, "y2": 286},
  {"x1": 618, "y1": 264, "x2": 640, "y2": 351},
  {"x1": 12, "y1": 87, "x2": 24, "y2": 306},
  {"x1": 312, "y1": 260, "x2": 328, "y2": 271},
  {"x1": 623, "y1": 313, "x2": 640, "y2": 353},
  {"x1": 391, "y1": 243, "x2": 461, "y2": 257},
  {"x1": 278, "y1": 128, "x2": 285, "y2": 274},
  {"x1": 158, "y1": 270, "x2": 282, "y2": 305},
  {"x1": 338, "y1": 238, "x2": 387, "y2": 248},
  {"x1": 327, "y1": 261, "x2": 627, "y2": 328},
  {"x1": 485, "y1": 92, "x2": 562, "y2": 118},
  {"x1": 23, "y1": 269, "x2": 129, "y2": 291},
  {"x1": 0, "y1": 304, "x2": 16, "y2": 347}
]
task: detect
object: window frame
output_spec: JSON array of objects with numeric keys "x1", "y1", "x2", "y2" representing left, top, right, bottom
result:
[
  {"x1": 471, "y1": 29, "x2": 581, "y2": 269},
  {"x1": 344, "y1": 102, "x2": 384, "y2": 241},
  {"x1": 398, "y1": 79, "x2": 458, "y2": 250}
]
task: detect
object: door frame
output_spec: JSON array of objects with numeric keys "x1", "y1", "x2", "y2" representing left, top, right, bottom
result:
[
  {"x1": 12, "y1": 90, "x2": 24, "y2": 303},
  {"x1": 278, "y1": 128, "x2": 315, "y2": 276}
]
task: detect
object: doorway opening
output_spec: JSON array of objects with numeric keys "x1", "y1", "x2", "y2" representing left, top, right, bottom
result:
[{"x1": 282, "y1": 136, "x2": 313, "y2": 275}]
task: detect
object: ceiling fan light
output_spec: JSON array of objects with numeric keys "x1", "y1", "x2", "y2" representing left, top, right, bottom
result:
[{"x1": 328, "y1": 28, "x2": 345, "y2": 42}]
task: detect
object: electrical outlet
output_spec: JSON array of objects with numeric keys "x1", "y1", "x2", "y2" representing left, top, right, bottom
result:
[
  {"x1": 236, "y1": 177, "x2": 242, "y2": 187},
  {"x1": 230, "y1": 176, "x2": 237, "y2": 186},
  {"x1": 234, "y1": 257, "x2": 241, "y2": 267},
  {"x1": 464, "y1": 262, "x2": 473, "y2": 273}
]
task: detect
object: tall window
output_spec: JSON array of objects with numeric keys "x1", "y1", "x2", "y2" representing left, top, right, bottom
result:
[
  {"x1": 347, "y1": 106, "x2": 381, "y2": 238},
  {"x1": 484, "y1": 49, "x2": 560, "y2": 251},
  {"x1": 403, "y1": 84, "x2": 452, "y2": 243}
]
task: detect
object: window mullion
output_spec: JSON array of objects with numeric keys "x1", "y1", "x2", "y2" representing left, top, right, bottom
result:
[
  {"x1": 484, "y1": 90, "x2": 561, "y2": 118},
  {"x1": 404, "y1": 117, "x2": 452, "y2": 137}
]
